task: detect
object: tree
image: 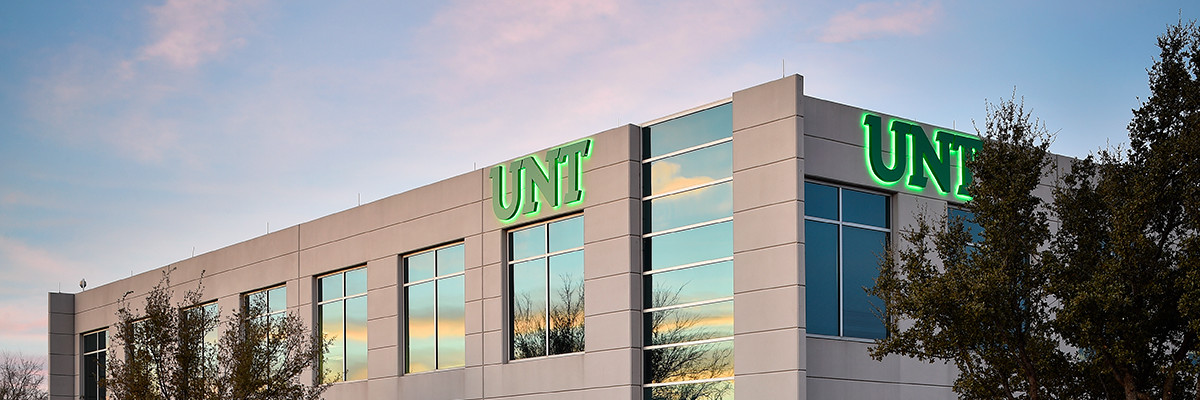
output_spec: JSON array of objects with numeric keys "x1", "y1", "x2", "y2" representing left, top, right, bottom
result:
[
  {"x1": 1050, "y1": 19, "x2": 1200, "y2": 400},
  {"x1": 105, "y1": 270, "x2": 331, "y2": 400},
  {"x1": 0, "y1": 352, "x2": 46, "y2": 400},
  {"x1": 870, "y1": 95, "x2": 1071, "y2": 400},
  {"x1": 872, "y1": 19, "x2": 1200, "y2": 400}
]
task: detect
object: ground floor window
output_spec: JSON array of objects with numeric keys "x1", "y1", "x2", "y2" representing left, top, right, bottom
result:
[{"x1": 319, "y1": 266, "x2": 368, "y2": 382}]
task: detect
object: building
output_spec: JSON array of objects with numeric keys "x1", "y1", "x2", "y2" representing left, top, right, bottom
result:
[{"x1": 48, "y1": 75, "x2": 1052, "y2": 399}]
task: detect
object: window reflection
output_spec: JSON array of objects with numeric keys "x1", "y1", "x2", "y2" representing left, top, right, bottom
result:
[
  {"x1": 510, "y1": 215, "x2": 585, "y2": 360},
  {"x1": 645, "y1": 261, "x2": 733, "y2": 309},
  {"x1": 319, "y1": 266, "x2": 367, "y2": 382},
  {"x1": 404, "y1": 243, "x2": 466, "y2": 372},
  {"x1": 645, "y1": 142, "x2": 733, "y2": 197},
  {"x1": 646, "y1": 222, "x2": 733, "y2": 271},
  {"x1": 644, "y1": 103, "x2": 733, "y2": 158},
  {"x1": 645, "y1": 182, "x2": 733, "y2": 233},
  {"x1": 646, "y1": 300, "x2": 734, "y2": 346},
  {"x1": 646, "y1": 339, "x2": 734, "y2": 384}
]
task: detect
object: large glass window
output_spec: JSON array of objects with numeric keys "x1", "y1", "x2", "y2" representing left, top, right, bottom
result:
[
  {"x1": 245, "y1": 285, "x2": 287, "y2": 321},
  {"x1": 510, "y1": 215, "x2": 585, "y2": 360},
  {"x1": 319, "y1": 266, "x2": 368, "y2": 382},
  {"x1": 643, "y1": 103, "x2": 734, "y2": 400},
  {"x1": 182, "y1": 302, "x2": 220, "y2": 370},
  {"x1": 82, "y1": 329, "x2": 107, "y2": 400},
  {"x1": 404, "y1": 243, "x2": 465, "y2": 373},
  {"x1": 804, "y1": 182, "x2": 890, "y2": 339}
]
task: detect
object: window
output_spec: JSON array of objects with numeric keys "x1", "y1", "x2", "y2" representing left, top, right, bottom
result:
[
  {"x1": 182, "y1": 302, "x2": 220, "y2": 369},
  {"x1": 319, "y1": 267, "x2": 368, "y2": 382},
  {"x1": 642, "y1": 103, "x2": 735, "y2": 399},
  {"x1": 82, "y1": 329, "x2": 107, "y2": 400},
  {"x1": 804, "y1": 182, "x2": 890, "y2": 339},
  {"x1": 404, "y1": 243, "x2": 465, "y2": 372},
  {"x1": 245, "y1": 285, "x2": 287, "y2": 321},
  {"x1": 510, "y1": 215, "x2": 585, "y2": 359},
  {"x1": 948, "y1": 207, "x2": 982, "y2": 245}
]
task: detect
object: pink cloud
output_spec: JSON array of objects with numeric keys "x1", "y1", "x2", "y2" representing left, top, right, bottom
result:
[
  {"x1": 139, "y1": 0, "x2": 251, "y2": 69},
  {"x1": 819, "y1": 1, "x2": 942, "y2": 43}
]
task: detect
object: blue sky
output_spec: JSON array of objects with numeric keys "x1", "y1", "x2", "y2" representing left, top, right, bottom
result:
[{"x1": 0, "y1": 0, "x2": 1195, "y2": 360}]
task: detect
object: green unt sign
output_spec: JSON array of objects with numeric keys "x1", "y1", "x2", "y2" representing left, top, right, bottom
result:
[
  {"x1": 862, "y1": 113, "x2": 982, "y2": 202},
  {"x1": 489, "y1": 138, "x2": 593, "y2": 223}
]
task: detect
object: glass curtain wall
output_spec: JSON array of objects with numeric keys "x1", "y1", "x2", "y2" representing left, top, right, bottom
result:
[
  {"x1": 803, "y1": 182, "x2": 890, "y2": 339},
  {"x1": 642, "y1": 103, "x2": 735, "y2": 400},
  {"x1": 404, "y1": 243, "x2": 466, "y2": 372},
  {"x1": 319, "y1": 266, "x2": 368, "y2": 382}
]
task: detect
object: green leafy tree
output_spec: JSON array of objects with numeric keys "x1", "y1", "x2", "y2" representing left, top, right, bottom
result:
[
  {"x1": 105, "y1": 270, "x2": 332, "y2": 400},
  {"x1": 1050, "y1": 19, "x2": 1200, "y2": 400},
  {"x1": 870, "y1": 95, "x2": 1071, "y2": 400}
]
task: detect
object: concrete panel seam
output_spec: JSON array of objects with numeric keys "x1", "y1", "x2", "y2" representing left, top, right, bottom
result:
[{"x1": 733, "y1": 114, "x2": 804, "y2": 135}]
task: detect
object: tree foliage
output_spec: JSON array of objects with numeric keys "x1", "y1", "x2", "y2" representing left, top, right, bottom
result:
[
  {"x1": 0, "y1": 352, "x2": 46, "y2": 400},
  {"x1": 105, "y1": 270, "x2": 331, "y2": 400},
  {"x1": 872, "y1": 19, "x2": 1200, "y2": 400}
]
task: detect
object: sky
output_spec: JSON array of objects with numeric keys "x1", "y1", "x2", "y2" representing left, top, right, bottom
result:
[{"x1": 0, "y1": 0, "x2": 1196, "y2": 362}]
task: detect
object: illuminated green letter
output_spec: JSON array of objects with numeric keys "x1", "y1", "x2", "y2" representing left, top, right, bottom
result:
[
  {"x1": 519, "y1": 155, "x2": 558, "y2": 215},
  {"x1": 943, "y1": 133, "x2": 982, "y2": 200},
  {"x1": 490, "y1": 163, "x2": 521, "y2": 222},
  {"x1": 864, "y1": 114, "x2": 907, "y2": 184},
  {"x1": 906, "y1": 126, "x2": 952, "y2": 194},
  {"x1": 552, "y1": 139, "x2": 592, "y2": 205}
]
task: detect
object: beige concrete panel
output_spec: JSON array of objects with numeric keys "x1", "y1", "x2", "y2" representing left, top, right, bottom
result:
[
  {"x1": 583, "y1": 347, "x2": 639, "y2": 387},
  {"x1": 74, "y1": 304, "x2": 118, "y2": 334},
  {"x1": 465, "y1": 332, "x2": 483, "y2": 366},
  {"x1": 47, "y1": 353, "x2": 73, "y2": 375},
  {"x1": 49, "y1": 293, "x2": 74, "y2": 314},
  {"x1": 584, "y1": 310, "x2": 638, "y2": 352},
  {"x1": 579, "y1": 161, "x2": 638, "y2": 208},
  {"x1": 807, "y1": 376, "x2": 955, "y2": 400},
  {"x1": 205, "y1": 254, "x2": 298, "y2": 300},
  {"x1": 735, "y1": 370, "x2": 803, "y2": 400},
  {"x1": 297, "y1": 277, "x2": 312, "y2": 306},
  {"x1": 806, "y1": 337, "x2": 956, "y2": 386},
  {"x1": 735, "y1": 328, "x2": 804, "y2": 375},
  {"x1": 365, "y1": 376, "x2": 398, "y2": 400},
  {"x1": 368, "y1": 345, "x2": 399, "y2": 378},
  {"x1": 481, "y1": 262, "x2": 502, "y2": 299},
  {"x1": 804, "y1": 136, "x2": 879, "y2": 189},
  {"x1": 367, "y1": 285, "x2": 398, "y2": 320},
  {"x1": 48, "y1": 374, "x2": 73, "y2": 397},
  {"x1": 733, "y1": 116, "x2": 803, "y2": 173},
  {"x1": 582, "y1": 385, "x2": 639, "y2": 400},
  {"x1": 482, "y1": 330, "x2": 504, "y2": 365},
  {"x1": 586, "y1": 125, "x2": 640, "y2": 170},
  {"x1": 802, "y1": 96, "x2": 869, "y2": 147},
  {"x1": 463, "y1": 234, "x2": 482, "y2": 267},
  {"x1": 732, "y1": 158, "x2": 801, "y2": 213},
  {"x1": 367, "y1": 315, "x2": 399, "y2": 350},
  {"x1": 483, "y1": 353, "x2": 586, "y2": 397},
  {"x1": 583, "y1": 235, "x2": 639, "y2": 281},
  {"x1": 583, "y1": 273, "x2": 638, "y2": 317},
  {"x1": 482, "y1": 230, "x2": 502, "y2": 266},
  {"x1": 50, "y1": 314, "x2": 74, "y2": 335},
  {"x1": 734, "y1": 243, "x2": 802, "y2": 294},
  {"x1": 734, "y1": 285, "x2": 801, "y2": 335},
  {"x1": 482, "y1": 296, "x2": 503, "y2": 332},
  {"x1": 465, "y1": 299, "x2": 483, "y2": 335},
  {"x1": 298, "y1": 237, "x2": 371, "y2": 279},
  {"x1": 465, "y1": 366, "x2": 484, "y2": 399},
  {"x1": 300, "y1": 170, "x2": 483, "y2": 249},
  {"x1": 322, "y1": 380, "x2": 368, "y2": 399},
  {"x1": 733, "y1": 75, "x2": 803, "y2": 132},
  {"x1": 732, "y1": 201, "x2": 801, "y2": 253},
  {"x1": 384, "y1": 203, "x2": 482, "y2": 260},
  {"x1": 583, "y1": 199, "x2": 637, "y2": 246},
  {"x1": 366, "y1": 255, "x2": 398, "y2": 291},
  {"x1": 466, "y1": 264, "x2": 483, "y2": 302}
]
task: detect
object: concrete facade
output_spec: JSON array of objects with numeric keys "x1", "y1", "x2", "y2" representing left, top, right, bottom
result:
[{"x1": 50, "y1": 75, "x2": 1061, "y2": 399}]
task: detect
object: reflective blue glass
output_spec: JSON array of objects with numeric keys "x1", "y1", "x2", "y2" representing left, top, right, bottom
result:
[
  {"x1": 646, "y1": 380, "x2": 734, "y2": 400},
  {"x1": 511, "y1": 224, "x2": 546, "y2": 261},
  {"x1": 548, "y1": 251, "x2": 584, "y2": 354},
  {"x1": 646, "y1": 182, "x2": 733, "y2": 233},
  {"x1": 644, "y1": 103, "x2": 732, "y2": 158},
  {"x1": 645, "y1": 339, "x2": 734, "y2": 384},
  {"x1": 646, "y1": 300, "x2": 734, "y2": 346},
  {"x1": 949, "y1": 208, "x2": 983, "y2": 243},
  {"x1": 407, "y1": 251, "x2": 436, "y2": 282},
  {"x1": 842, "y1": 227, "x2": 887, "y2": 339},
  {"x1": 647, "y1": 222, "x2": 733, "y2": 271},
  {"x1": 437, "y1": 275, "x2": 466, "y2": 368},
  {"x1": 406, "y1": 282, "x2": 436, "y2": 373},
  {"x1": 267, "y1": 287, "x2": 286, "y2": 313},
  {"x1": 843, "y1": 189, "x2": 889, "y2": 228},
  {"x1": 804, "y1": 182, "x2": 838, "y2": 220},
  {"x1": 646, "y1": 261, "x2": 733, "y2": 308},
  {"x1": 548, "y1": 216, "x2": 584, "y2": 253},
  {"x1": 345, "y1": 296, "x2": 368, "y2": 380},
  {"x1": 804, "y1": 220, "x2": 839, "y2": 336},
  {"x1": 437, "y1": 244, "x2": 465, "y2": 275},
  {"x1": 644, "y1": 142, "x2": 733, "y2": 197},
  {"x1": 511, "y1": 259, "x2": 547, "y2": 359},
  {"x1": 320, "y1": 273, "x2": 343, "y2": 302},
  {"x1": 345, "y1": 268, "x2": 368, "y2": 296}
]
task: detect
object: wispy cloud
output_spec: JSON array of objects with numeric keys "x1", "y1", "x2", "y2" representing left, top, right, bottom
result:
[
  {"x1": 139, "y1": 0, "x2": 251, "y2": 69},
  {"x1": 819, "y1": 1, "x2": 942, "y2": 43}
]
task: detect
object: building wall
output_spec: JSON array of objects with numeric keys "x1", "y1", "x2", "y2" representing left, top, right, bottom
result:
[{"x1": 51, "y1": 74, "x2": 1070, "y2": 399}]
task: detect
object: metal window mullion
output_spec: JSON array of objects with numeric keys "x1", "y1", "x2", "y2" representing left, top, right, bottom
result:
[
  {"x1": 433, "y1": 271, "x2": 440, "y2": 369},
  {"x1": 643, "y1": 376, "x2": 734, "y2": 388},
  {"x1": 644, "y1": 296, "x2": 733, "y2": 313},
  {"x1": 644, "y1": 217, "x2": 733, "y2": 238},
  {"x1": 642, "y1": 257, "x2": 733, "y2": 275},
  {"x1": 837, "y1": 188, "x2": 844, "y2": 337},
  {"x1": 404, "y1": 270, "x2": 465, "y2": 287},
  {"x1": 641, "y1": 137, "x2": 732, "y2": 164},
  {"x1": 543, "y1": 233, "x2": 552, "y2": 356},
  {"x1": 644, "y1": 336, "x2": 733, "y2": 350}
]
